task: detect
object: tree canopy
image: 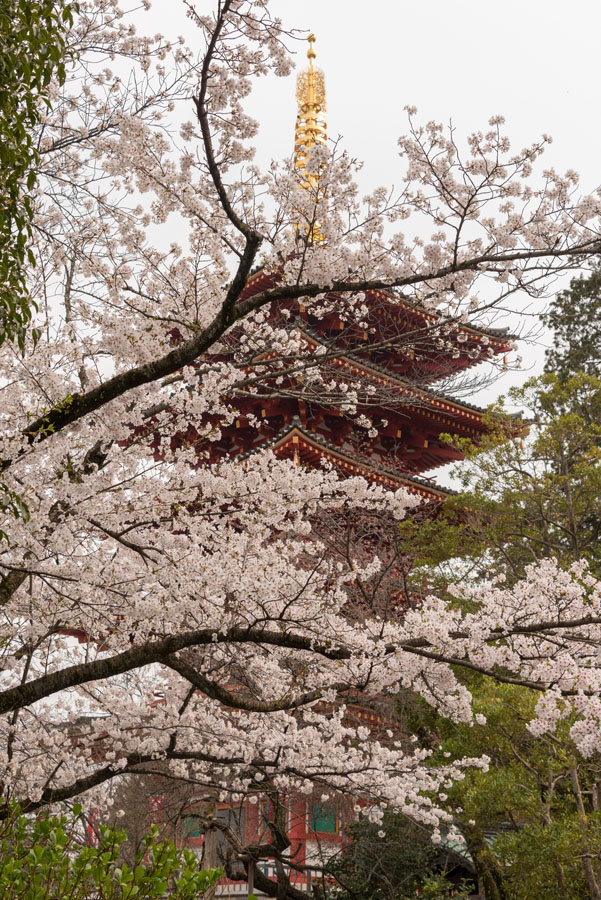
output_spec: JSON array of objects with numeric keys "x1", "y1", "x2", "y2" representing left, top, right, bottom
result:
[
  {"x1": 1, "y1": 3, "x2": 601, "y2": 897},
  {"x1": 399, "y1": 373, "x2": 601, "y2": 584},
  {"x1": 392, "y1": 373, "x2": 601, "y2": 899}
]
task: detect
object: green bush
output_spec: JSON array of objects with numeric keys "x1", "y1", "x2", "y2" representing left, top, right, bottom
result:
[{"x1": 0, "y1": 804, "x2": 222, "y2": 899}]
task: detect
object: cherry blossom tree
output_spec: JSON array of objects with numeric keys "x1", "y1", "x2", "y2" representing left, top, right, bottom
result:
[{"x1": 1, "y1": 0, "x2": 601, "y2": 878}]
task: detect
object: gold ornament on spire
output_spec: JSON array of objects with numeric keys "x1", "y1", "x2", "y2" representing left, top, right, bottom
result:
[
  {"x1": 294, "y1": 34, "x2": 327, "y2": 241},
  {"x1": 295, "y1": 34, "x2": 327, "y2": 171}
]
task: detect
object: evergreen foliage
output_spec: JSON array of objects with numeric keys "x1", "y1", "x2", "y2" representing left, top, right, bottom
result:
[
  {"x1": 0, "y1": 0, "x2": 76, "y2": 349},
  {"x1": 406, "y1": 677, "x2": 601, "y2": 900},
  {"x1": 400, "y1": 373, "x2": 601, "y2": 585},
  {"x1": 543, "y1": 264, "x2": 601, "y2": 381},
  {"x1": 327, "y1": 812, "x2": 472, "y2": 900}
]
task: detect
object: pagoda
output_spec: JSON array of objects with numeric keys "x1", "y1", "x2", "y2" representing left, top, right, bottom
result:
[
  {"x1": 169, "y1": 35, "x2": 513, "y2": 504},
  {"x1": 167, "y1": 39, "x2": 506, "y2": 895}
]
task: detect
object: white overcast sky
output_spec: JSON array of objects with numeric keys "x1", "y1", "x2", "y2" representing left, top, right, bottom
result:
[
  {"x1": 251, "y1": 0, "x2": 601, "y2": 190},
  {"x1": 147, "y1": 0, "x2": 601, "y2": 188},
  {"x1": 143, "y1": 0, "x2": 601, "y2": 411}
]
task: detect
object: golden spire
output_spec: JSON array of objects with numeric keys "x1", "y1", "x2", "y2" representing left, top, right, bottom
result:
[
  {"x1": 294, "y1": 34, "x2": 327, "y2": 171},
  {"x1": 294, "y1": 34, "x2": 327, "y2": 241}
]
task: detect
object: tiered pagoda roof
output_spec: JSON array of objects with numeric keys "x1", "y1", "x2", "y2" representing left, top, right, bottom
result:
[{"x1": 194, "y1": 267, "x2": 513, "y2": 501}]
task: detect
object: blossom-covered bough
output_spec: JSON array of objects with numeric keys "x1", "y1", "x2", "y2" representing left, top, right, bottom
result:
[{"x1": 1, "y1": 0, "x2": 601, "y2": 861}]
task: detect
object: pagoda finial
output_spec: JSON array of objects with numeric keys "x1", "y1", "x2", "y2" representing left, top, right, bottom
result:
[
  {"x1": 294, "y1": 33, "x2": 327, "y2": 240},
  {"x1": 295, "y1": 33, "x2": 326, "y2": 165}
]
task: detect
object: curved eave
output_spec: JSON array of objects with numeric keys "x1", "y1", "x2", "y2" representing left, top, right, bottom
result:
[
  {"x1": 293, "y1": 328, "x2": 492, "y2": 427},
  {"x1": 239, "y1": 267, "x2": 516, "y2": 347},
  {"x1": 365, "y1": 286, "x2": 516, "y2": 346},
  {"x1": 234, "y1": 421, "x2": 452, "y2": 502}
]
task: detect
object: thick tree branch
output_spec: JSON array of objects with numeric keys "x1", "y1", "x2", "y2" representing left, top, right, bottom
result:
[
  {"x1": 0, "y1": 626, "x2": 349, "y2": 716},
  {"x1": 0, "y1": 570, "x2": 27, "y2": 606},
  {"x1": 3, "y1": 611, "x2": 601, "y2": 718},
  {"x1": 1, "y1": 239, "x2": 597, "y2": 471},
  {"x1": 164, "y1": 654, "x2": 345, "y2": 712}
]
